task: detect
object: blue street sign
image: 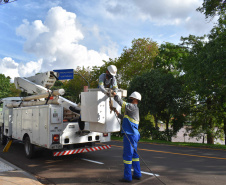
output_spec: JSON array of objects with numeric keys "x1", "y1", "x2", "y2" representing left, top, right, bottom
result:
[{"x1": 53, "y1": 69, "x2": 74, "y2": 80}]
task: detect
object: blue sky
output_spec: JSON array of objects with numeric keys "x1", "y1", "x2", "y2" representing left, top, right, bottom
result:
[{"x1": 0, "y1": 0, "x2": 217, "y2": 80}]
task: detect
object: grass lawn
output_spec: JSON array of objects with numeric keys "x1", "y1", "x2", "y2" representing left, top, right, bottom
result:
[{"x1": 111, "y1": 135, "x2": 226, "y2": 150}]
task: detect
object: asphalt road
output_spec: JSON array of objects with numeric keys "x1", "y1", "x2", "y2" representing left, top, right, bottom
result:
[{"x1": 0, "y1": 140, "x2": 226, "y2": 185}]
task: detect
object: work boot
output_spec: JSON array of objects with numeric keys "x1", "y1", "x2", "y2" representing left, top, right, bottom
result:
[
  {"x1": 132, "y1": 175, "x2": 141, "y2": 180},
  {"x1": 119, "y1": 178, "x2": 132, "y2": 183}
]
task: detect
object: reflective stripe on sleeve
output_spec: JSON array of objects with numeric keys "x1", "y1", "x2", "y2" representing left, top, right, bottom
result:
[
  {"x1": 124, "y1": 115, "x2": 139, "y2": 124},
  {"x1": 99, "y1": 82, "x2": 104, "y2": 86},
  {"x1": 122, "y1": 101, "x2": 126, "y2": 110},
  {"x1": 123, "y1": 160, "x2": 132, "y2": 164}
]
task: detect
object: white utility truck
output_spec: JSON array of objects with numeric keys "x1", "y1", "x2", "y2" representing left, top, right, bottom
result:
[{"x1": 0, "y1": 71, "x2": 125, "y2": 158}]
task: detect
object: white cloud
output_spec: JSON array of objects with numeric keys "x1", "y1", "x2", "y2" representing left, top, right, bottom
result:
[
  {"x1": 104, "y1": 0, "x2": 202, "y2": 25},
  {"x1": 0, "y1": 57, "x2": 20, "y2": 81},
  {"x1": 16, "y1": 6, "x2": 111, "y2": 73},
  {"x1": 18, "y1": 59, "x2": 42, "y2": 77},
  {"x1": 186, "y1": 17, "x2": 191, "y2": 22},
  {"x1": 0, "y1": 1, "x2": 217, "y2": 82},
  {"x1": 0, "y1": 57, "x2": 42, "y2": 81},
  {"x1": 3, "y1": 6, "x2": 103, "y2": 81},
  {"x1": 101, "y1": 0, "x2": 216, "y2": 42},
  {"x1": 184, "y1": 12, "x2": 218, "y2": 35},
  {"x1": 91, "y1": 25, "x2": 101, "y2": 38},
  {"x1": 2, "y1": 57, "x2": 19, "y2": 69},
  {"x1": 100, "y1": 41, "x2": 119, "y2": 59},
  {"x1": 170, "y1": 34, "x2": 177, "y2": 38}
]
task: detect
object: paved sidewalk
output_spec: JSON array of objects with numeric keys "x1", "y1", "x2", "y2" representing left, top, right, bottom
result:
[{"x1": 0, "y1": 157, "x2": 43, "y2": 185}]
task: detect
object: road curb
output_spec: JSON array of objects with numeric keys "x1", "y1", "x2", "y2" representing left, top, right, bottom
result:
[{"x1": 0, "y1": 157, "x2": 43, "y2": 185}]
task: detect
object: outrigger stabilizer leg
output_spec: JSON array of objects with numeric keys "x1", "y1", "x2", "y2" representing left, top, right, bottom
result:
[{"x1": 3, "y1": 138, "x2": 13, "y2": 152}]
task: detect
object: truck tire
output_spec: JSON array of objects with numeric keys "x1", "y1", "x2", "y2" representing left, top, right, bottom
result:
[
  {"x1": 24, "y1": 136, "x2": 35, "y2": 159},
  {"x1": 0, "y1": 127, "x2": 7, "y2": 145}
]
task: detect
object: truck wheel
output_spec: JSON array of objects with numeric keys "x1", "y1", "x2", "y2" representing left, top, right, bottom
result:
[
  {"x1": 24, "y1": 137, "x2": 35, "y2": 159},
  {"x1": 0, "y1": 127, "x2": 7, "y2": 145}
]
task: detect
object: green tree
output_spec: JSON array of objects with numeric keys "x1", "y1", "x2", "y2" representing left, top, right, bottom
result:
[
  {"x1": 197, "y1": 0, "x2": 226, "y2": 19},
  {"x1": 0, "y1": 74, "x2": 11, "y2": 99},
  {"x1": 128, "y1": 69, "x2": 186, "y2": 141},
  {"x1": 63, "y1": 67, "x2": 93, "y2": 103},
  {"x1": 116, "y1": 38, "x2": 159, "y2": 88},
  {"x1": 51, "y1": 80, "x2": 64, "y2": 91},
  {"x1": 8, "y1": 83, "x2": 21, "y2": 97},
  {"x1": 181, "y1": 15, "x2": 226, "y2": 144},
  {"x1": 92, "y1": 38, "x2": 159, "y2": 89},
  {"x1": 154, "y1": 42, "x2": 189, "y2": 76}
]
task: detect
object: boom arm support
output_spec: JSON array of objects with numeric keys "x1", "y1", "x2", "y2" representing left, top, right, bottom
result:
[
  {"x1": 14, "y1": 71, "x2": 58, "y2": 94},
  {"x1": 14, "y1": 77, "x2": 49, "y2": 94}
]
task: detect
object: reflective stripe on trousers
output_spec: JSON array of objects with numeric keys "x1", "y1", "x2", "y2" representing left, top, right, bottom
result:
[{"x1": 123, "y1": 134, "x2": 141, "y2": 181}]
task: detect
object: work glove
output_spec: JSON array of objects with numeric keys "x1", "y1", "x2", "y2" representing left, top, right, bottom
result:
[
  {"x1": 110, "y1": 105, "x2": 116, "y2": 112},
  {"x1": 106, "y1": 92, "x2": 111, "y2": 97},
  {"x1": 111, "y1": 107, "x2": 119, "y2": 116},
  {"x1": 110, "y1": 89, "x2": 116, "y2": 96},
  {"x1": 106, "y1": 89, "x2": 115, "y2": 97}
]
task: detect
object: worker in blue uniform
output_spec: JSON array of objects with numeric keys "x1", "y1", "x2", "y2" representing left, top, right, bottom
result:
[
  {"x1": 112, "y1": 91, "x2": 142, "y2": 183},
  {"x1": 99, "y1": 65, "x2": 118, "y2": 95}
]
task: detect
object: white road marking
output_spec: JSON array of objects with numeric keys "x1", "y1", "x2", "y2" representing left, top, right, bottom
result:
[
  {"x1": 131, "y1": 169, "x2": 159, "y2": 176},
  {"x1": 81, "y1": 158, "x2": 104, "y2": 164}
]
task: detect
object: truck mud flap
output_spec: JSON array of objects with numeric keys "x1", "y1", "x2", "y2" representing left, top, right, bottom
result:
[{"x1": 53, "y1": 145, "x2": 111, "y2": 157}]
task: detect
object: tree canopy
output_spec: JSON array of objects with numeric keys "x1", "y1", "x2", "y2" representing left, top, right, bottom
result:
[
  {"x1": 154, "y1": 42, "x2": 188, "y2": 76},
  {"x1": 115, "y1": 38, "x2": 159, "y2": 88},
  {"x1": 197, "y1": 0, "x2": 226, "y2": 18},
  {"x1": 180, "y1": 14, "x2": 226, "y2": 144},
  {"x1": 0, "y1": 74, "x2": 11, "y2": 99},
  {"x1": 128, "y1": 69, "x2": 187, "y2": 140}
]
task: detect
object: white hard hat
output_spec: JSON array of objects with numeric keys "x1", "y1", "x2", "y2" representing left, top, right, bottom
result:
[
  {"x1": 129, "y1": 91, "x2": 141, "y2": 101},
  {"x1": 107, "y1": 65, "x2": 117, "y2": 76}
]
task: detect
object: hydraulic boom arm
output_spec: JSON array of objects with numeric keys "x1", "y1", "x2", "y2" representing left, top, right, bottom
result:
[{"x1": 13, "y1": 71, "x2": 80, "y2": 111}]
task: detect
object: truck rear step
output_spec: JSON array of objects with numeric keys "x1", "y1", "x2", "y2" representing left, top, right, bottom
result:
[{"x1": 53, "y1": 145, "x2": 111, "y2": 156}]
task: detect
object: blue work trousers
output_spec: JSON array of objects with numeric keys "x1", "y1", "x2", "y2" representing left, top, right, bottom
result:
[{"x1": 123, "y1": 134, "x2": 141, "y2": 181}]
